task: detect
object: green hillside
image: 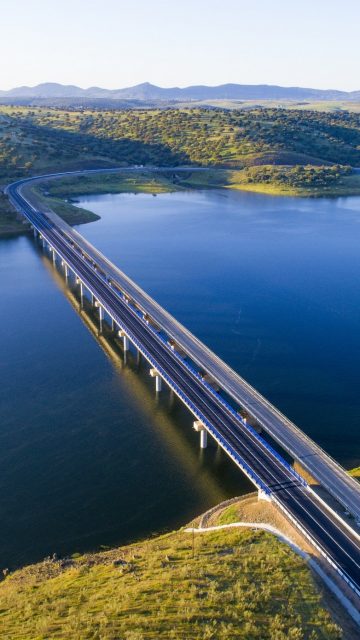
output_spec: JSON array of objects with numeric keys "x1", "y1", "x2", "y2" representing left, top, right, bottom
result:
[{"x1": 1, "y1": 106, "x2": 360, "y2": 180}]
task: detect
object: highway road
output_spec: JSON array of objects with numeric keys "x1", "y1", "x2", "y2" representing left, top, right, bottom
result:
[{"x1": 5, "y1": 171, "x2": 360, "y2": 599}]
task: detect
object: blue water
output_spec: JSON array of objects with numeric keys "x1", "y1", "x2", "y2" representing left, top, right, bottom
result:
[{"x1": 1, "y1": 187, "x2": 360, "y2": 567}]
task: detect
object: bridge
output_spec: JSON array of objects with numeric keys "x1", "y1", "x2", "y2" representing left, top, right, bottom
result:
[{"x1": 5, "y1": 169, "x2": 360, "y2": 602}]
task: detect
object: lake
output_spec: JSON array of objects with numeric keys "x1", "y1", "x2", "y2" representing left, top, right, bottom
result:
[{"x1": 1, "y1": 187, "x2": 360, "y2": 567}]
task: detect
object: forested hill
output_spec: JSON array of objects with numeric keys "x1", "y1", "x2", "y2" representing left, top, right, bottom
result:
[{"x1": 1, "y1": 106, "x2": 360, "y2": 181}]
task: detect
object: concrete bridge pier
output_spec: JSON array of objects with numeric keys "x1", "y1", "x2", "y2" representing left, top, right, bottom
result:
[
  {"x1": 94, "y1": 301, "x2": 104, "y2": 332},
  {"x1": 99, "y1": 306, "x2": 104, "y2": 332},
  {"x1": 33, "y1": 227, "x2": 37, "y2": 239},
  {"x1": 111, "y1": 317, "x2": 116, "y2": 331},
  {"x1": 118, "y1": 330, "x2": 130, "y2": 352},
  {"x1": 97, "y1": 302, "x2": 104, "y2": 333},
  {"x1": 79, "y1": 281, "x2": 84, "y2": 306},
  {"x1": 193, "y1": 420, "x2": 208, "y2": 448},
  {"x1": 150, "y1": 368, "x2": 162, "y2": 392}
]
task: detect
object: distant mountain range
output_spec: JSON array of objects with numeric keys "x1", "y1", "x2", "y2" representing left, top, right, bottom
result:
[{"x1": 0, "y1": 82, "x2": 359, "y2": 102}]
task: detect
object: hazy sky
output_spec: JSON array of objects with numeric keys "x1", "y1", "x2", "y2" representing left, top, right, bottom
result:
[{"x1": 1, "y1": 0, "x2": 359, "y2": 90}]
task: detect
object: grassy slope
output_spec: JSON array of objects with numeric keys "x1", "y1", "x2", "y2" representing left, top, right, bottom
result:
[{"x1": 0, "y1": 526, "x2": 341, "y2": 640}]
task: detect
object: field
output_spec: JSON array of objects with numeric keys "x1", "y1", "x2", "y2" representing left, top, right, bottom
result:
[{"x1": 0, "y1": 523, "x2": 342, "y2": 640}]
